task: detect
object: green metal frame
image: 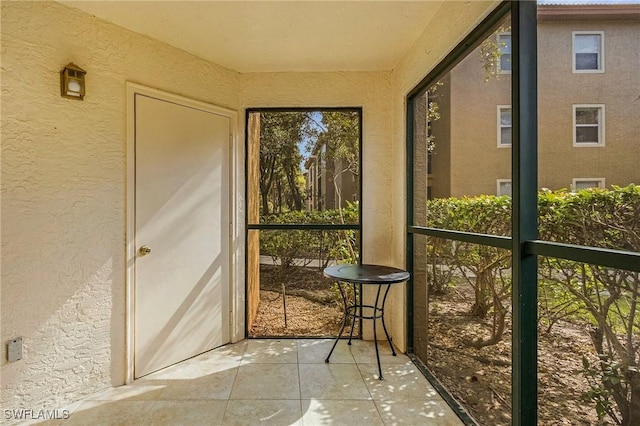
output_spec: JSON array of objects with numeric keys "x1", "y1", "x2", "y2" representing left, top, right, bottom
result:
[
  {"x1": 510, "y1": 2, "x2": 538, "y2": 423},
  {"x1": 405, "y1": 1, "x2": 640, "y2": 425},
  {"x1": 244, "y1": 107, "x2": 364, "y2": 338},
  {"x1": 248, "y1": 224, "x2": 359, "y2": 230}
]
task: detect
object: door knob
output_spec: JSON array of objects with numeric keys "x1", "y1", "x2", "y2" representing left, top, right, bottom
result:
[{"x1": 138, "y1": 245, "x2": 151, "y2": 256}]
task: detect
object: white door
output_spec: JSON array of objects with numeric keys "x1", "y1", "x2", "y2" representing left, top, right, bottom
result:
[{"x1": 134, "y1": 94, "x2": 230, "y2": 378}]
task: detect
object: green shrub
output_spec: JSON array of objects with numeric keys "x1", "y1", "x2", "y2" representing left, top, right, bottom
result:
[
  {"x1": 425, "y1": 185, "x2": 640, "y2": 424},
  {"x1": 259, "y1": 202, "x2": 359, "y2": 264}
]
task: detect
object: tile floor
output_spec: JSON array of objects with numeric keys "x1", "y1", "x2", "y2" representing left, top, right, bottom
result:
[{"x1": 44, "y1": 339, "x2": 462, "y2": 425}]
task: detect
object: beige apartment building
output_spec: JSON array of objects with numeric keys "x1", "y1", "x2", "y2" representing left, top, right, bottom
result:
[
  {"x1": 305, "y1": 147, "x2": 359, "y2": 211},
  {"x1": 428, "y1": 3, "x2": 640, "y2": 199}
]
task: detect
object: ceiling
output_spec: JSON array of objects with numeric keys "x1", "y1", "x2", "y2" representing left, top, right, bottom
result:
[{"x1": 61, "y1": 1, "x2": 446, "y2": 73}]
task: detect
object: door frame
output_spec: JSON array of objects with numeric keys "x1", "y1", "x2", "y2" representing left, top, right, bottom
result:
[{"x1": 125, "y1": 82, "x2": 243, "y2": 383}]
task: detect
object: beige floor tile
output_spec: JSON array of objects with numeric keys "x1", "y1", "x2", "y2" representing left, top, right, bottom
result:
[
  {"x1": 230, "y1": 364, "x2": 300, "y2": 400},
  {"x1": 349, "y1": 340, "x2": 408, "y2": 365},
  {"x1": 223, "y1": 400, "x2": 302, "y2": 425},
  {"x1": 242, "y1": 339, "x2": 298, "y2": 364},
  {"x1": 154, "y1": 366, "x2": 239, "y2": 400},
  {"x1": 188, "y1": 341, "x2": 247, "y2": 365},
  {"x1": 140, "y1": 400, "x2": 227, "y2": 425},
  {"x1": 360, "y1": 363, "x2": 439, "y2": 402},
  {"x1": 374, "y1": 399, "x2": 463, "y2": 425},
  {"x1": 299, "y1": 364, "x2": 372, "y2": 400},
  {"x1": 301, "y1": 399, "x2": 383, "y2": 425},
  {"x1": 142, "y1": 361, "x2": 240, "y2": 381},
  {"x1": 34, "y1": 339, "x2": 463, "y2": 426},
  {"x1": 297, "y1": 339, "x2": 355, "y2": 364},
  {"x1": 86, "y1": 383, "x2": 169, "y2": 401},
  {"x1": 60, "y1": 400, "x2": 156, "y2": 426}
]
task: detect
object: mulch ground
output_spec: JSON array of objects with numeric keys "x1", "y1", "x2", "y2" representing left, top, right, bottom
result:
[
  {"x1": 249, "y1": 264, "x2": 359, "y2": 337},
  {"x1": 427, "y1": 286, "x2": 601, "y2": 425}
]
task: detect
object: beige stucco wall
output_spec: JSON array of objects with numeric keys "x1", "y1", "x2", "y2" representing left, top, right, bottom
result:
[
  {"x1": 1, "y1": 0, "x2": 240, "y2": 412},
  {"x1": 537, "y1": 19, "x2": 640, "y2": 190},
  {"x1": 388, "y1": 1, "x2": 498, "y2": 352},
  {"x1": 449, "y1": 47, "x2": 511, "y2": 197},
  {"x1": 444, "y1": 17, "x2": 639, "y2": 197},
  {"x1": 240, "y1": 71, "x2": 394, "y2": 343}
]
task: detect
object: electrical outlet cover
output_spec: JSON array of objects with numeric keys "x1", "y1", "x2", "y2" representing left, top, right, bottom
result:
[{"x1": 7, "y1": 337, "x2": 23, "y2": 362}]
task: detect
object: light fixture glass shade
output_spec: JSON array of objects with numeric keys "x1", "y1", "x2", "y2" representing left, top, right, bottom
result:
[
  {"x1": 60, "y1": 63, "x2": 86, "y2": 100},
  {"x1": 66, "y1": 79, "x2": 82, "y2": 96}
]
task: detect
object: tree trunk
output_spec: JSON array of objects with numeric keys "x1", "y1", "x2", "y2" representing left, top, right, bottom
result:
[
  {"x1": 260, "y1": 188, "x2": 270, "y2": 215},
  {"x1": 285, "y1": 163, "x2": 303, "y2": 210},
  {"x1": 471, "y1": 270, "x2": 490, "y2": 317},
  {"x1": 624, "y1": 371, "x2": 640, "y2": 426}
]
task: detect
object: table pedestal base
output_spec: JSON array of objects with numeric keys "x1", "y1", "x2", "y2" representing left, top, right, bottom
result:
[{"x1": 325, "y1": 282, "x2": 396, "y2": 380}]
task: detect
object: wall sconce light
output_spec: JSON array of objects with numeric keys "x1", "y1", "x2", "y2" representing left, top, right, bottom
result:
[{"x1": 60, "y1": 63, "x2": 86, "y2": 100}]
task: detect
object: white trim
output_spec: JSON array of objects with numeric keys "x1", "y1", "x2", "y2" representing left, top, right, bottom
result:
[
  {"x1": 497, "y1": 32, "x2": 512, "y2": 75},
  {"x1": 497, "y1": 179, "x2": 512, "y2": 197},
  {"x1": 124, "y1": 82, "x2": 242, "y2": 384},
  {"x1": 572, "y1": 31, "x2": 605, "y2": 74},
  {"x1": 573, "y1": 104, "x2": 605, "y2": 147},
  {"x1": 572, "y1": 178, "x2": 606, "y2": 191},
  {"x1": 497, "y1": 105, "x2": 512, "y2": 148}
]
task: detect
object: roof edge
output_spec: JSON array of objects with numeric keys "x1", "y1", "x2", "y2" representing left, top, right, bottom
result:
[{"x1": 538, "y1": 4, "x2": 640, "y2": 21}]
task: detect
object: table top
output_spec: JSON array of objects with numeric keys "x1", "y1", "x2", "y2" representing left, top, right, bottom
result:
[{"x1": 323, "y1": 264, "x2": 410, "y2": 284}]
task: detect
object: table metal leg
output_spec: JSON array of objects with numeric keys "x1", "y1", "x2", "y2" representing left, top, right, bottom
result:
[
  {"x1": 323, "y1": 265, "x2": 409, "y2": 382},
  {"x1": 347, "y1": 283, "x2": 358, "y2": 345},
  {"x1": 380, "y1": 284, "x2": 396, "y2": 356},
  {"x1": 325, "y1": 280, "x2": 393, "y2": 380},
  {"x1": 373, "y1": 284, "x2": 384, "y2": 380},
  {"x1": 325, "y1": 281, "x2": 349, "y2": 363}
]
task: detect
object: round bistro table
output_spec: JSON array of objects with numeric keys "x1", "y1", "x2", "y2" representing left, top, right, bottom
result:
[{"x1": 323, "y1": 264, "x2": 410, "y2": 380}]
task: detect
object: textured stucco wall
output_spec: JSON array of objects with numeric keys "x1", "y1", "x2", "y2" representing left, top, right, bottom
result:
[
  {"x1": 448, "y1": 48, "x2": 511, "y2": 197},
  {"x1": 537, "y1": 19, "x2": 640, "y2": 190},
  {"x1": 240, "y1": 71, "x2": 394, "y2": 343},
  {"x1": 1, "y1": 0, "x2": 240, "y2": 412},
  {"x1": 443, "y1": 17, "x2": 639, "y2": 197},
  {"x1": 389, "y1": 1, "x2": 499, "y2": 352},
  {"x1": 241, "y1": 71, "x2": 394, "y2": 267}
]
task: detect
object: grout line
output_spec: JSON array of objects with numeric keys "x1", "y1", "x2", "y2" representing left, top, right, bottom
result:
[
  {"x1": 370, "y1": 399, "x2": 385, "y2": 424},
  {"x1": 296, "y1": 341, "x2": 303, "y2": 401},
  {"x1": 220, "y1": 400, "x2": 230, "y2": 424},
  {"x1": 299, "y1": 398, "x2": 305, "y2": 426},
  {"x1": 225, "y1": 342, "x2": 245, "y2": 403}
]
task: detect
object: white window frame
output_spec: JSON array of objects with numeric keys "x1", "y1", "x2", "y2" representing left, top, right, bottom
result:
[
  {"x1": 497, "y1": 105, "x2": 512, "y2": 147},
  {"x1": 497, "y1": 179, "x2": 512, "y2": 197},
  {"x1": 572, "y1": 31, "x2": 605, "y2": 73},
  {"x1": 497, "y1": 32, "x2": 512, "y2": 74},
  {"x1": 572, "y1": 178, "x2": 605, "y2": 191},
  {"x1": 573, "y1": 104, "x2": 605, "y2": 147}
]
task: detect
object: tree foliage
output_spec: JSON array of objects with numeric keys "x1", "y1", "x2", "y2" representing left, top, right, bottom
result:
[
  {"x1": 478, "y1": 22, "x2": 511, "y2": 81},
  {"x1": 313, "y1": 111, "x2": 360, "y2": 181},
  {"x1": 259, "y1": 112, "x2": 313, "y2": 215}
]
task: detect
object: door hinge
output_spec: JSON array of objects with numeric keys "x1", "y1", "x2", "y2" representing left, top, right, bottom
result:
[{"x1": 229, "y1": 223, "x2": 233, "y2": 237}]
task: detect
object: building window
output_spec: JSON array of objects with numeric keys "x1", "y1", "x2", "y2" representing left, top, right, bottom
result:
[
  {"x1": 497, "y1": 105, "x2": 512, "y2": 147},
  {"x1": 497, "y1": 179, "x2": 512, "y2": 197},
  {"x1": 573, "y1": 31, "x2": 604, "y2": 73},
  {"x1": 497, "y1": 32, "x2": 511, "y2": 73},
  {"x1": 572, "y1": 178, "x2": 605, "y2": 191},
  {"x1": 574, "y1": 104, "x2": 605, "y2": 146},
  {"x1": 497, "y1": 33, "x2": 511, "y2": 73}
]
